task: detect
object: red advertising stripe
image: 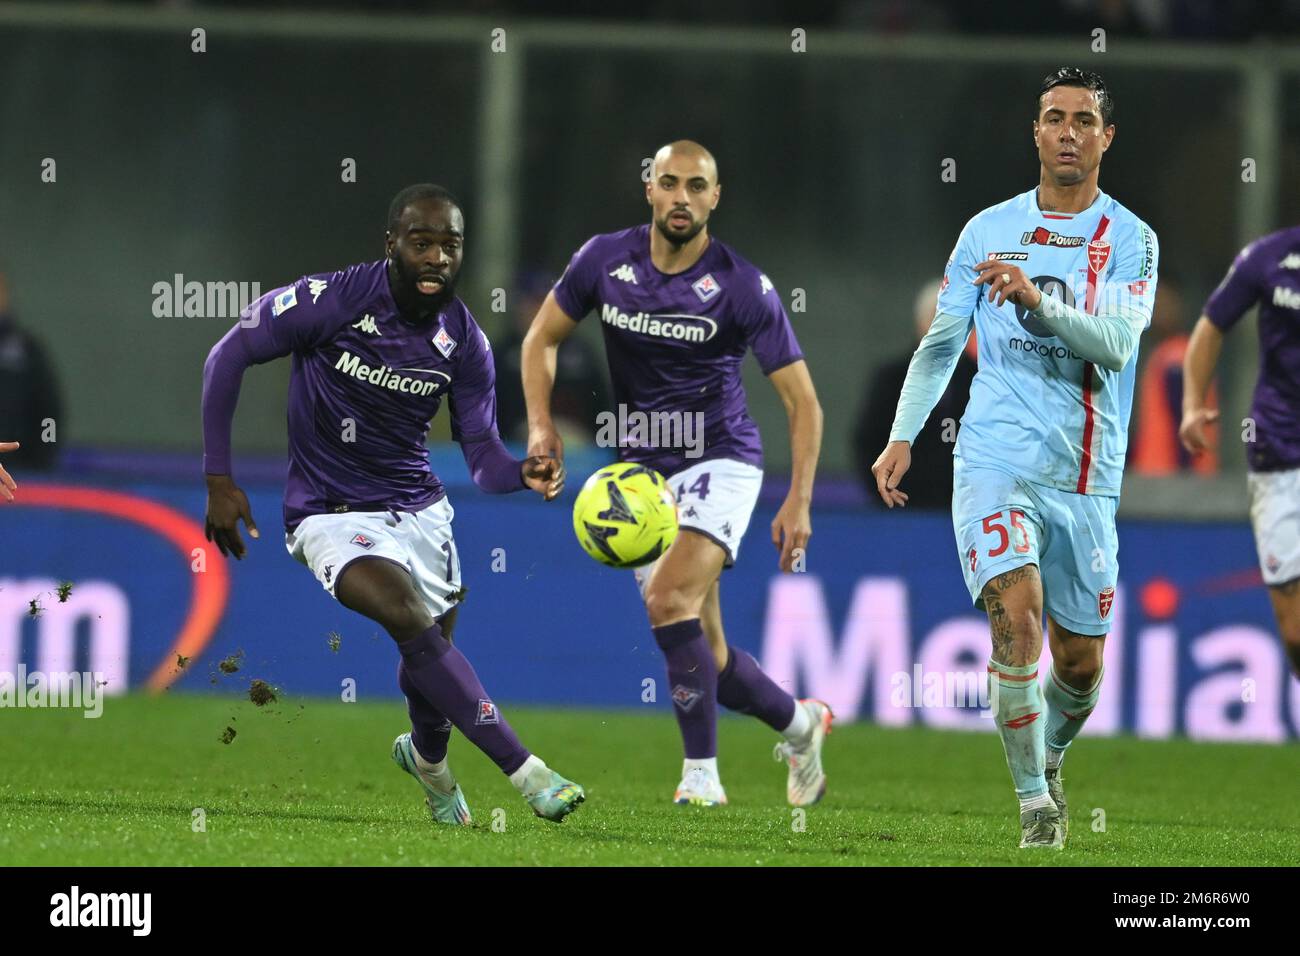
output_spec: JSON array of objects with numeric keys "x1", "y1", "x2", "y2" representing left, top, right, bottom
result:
[{"x1": 3, "y1": 484, "x2": 230, "y2": 692}]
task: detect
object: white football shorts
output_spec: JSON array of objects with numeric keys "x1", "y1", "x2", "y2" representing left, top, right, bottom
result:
[
  {"x1": 285, "y1": 495, "x2": 463, "y2": 618},
  {"x1": 633, "y1": 457, "x2": 764, "y2": 597},
  {"x1": 1247, "y1": 466, "x2": 1300, "y2": 586}
]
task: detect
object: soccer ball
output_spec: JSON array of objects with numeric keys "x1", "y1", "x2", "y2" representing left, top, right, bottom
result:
[{"x1": 572, "y1": 463, "x2": 678, "y2": 568}]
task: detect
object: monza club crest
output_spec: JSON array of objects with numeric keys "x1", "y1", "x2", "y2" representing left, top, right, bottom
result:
[
  {"x1": 1087, "y1": 239, "x2": 1111, "y2": 274},
  {"x1": 1098, "y1": 586, "x2": 1115, "y2": 620}
]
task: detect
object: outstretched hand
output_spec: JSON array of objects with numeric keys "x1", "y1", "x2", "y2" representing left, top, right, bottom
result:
[
  {"x1": 1179, "y1": 407, "x2": 1220, "y2": 455},
  {"x1": 522, "y1": 455, "x2": 565, "y2": 501},
  {"x1": 771, "y1": 494, "x2": 811, "y2": 572},
  {"x1": 204, "y1": 473, "x2": 260, "y2": 559},
  {"x1": 870, "y1": 440, "x2": 912, "y2": 509},
  {"x1": 972, "y1": 260, "x2": 1042, "y2": 310},
  {"x1": 0, "y1": 441, "x2": 18, "y2": 502}
]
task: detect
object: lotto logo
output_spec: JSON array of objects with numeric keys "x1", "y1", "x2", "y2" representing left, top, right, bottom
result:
[
  {"x1": 475, "y1": 699, "x2": 499, "y2": 725},
  {"x1": 350, "y1": 534, "x2": 375, "y2": 550},
  {"x1": 671, "y1": 684, "x2": 701, "y2": 712}
]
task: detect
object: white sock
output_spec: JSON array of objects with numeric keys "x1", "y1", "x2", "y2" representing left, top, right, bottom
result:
[
  {"x1": 1045, "y1": 747, "x2": 1065, "y2": 771},
  {"x1": 781, "y1": 700, "x2": 813, "y2": 742},
  {"x1": 508, "y1": 754, "x2": 548, "y2": 795},
  {"x1": 682, "y1": 757, "x2": 718, "y2": 777},
  {"x1": 1020, "y1": 792, "x2": 1056, "y2": 814},
  {"x1": 411, "y1": 746, "x2": 456, "y2": 791}
]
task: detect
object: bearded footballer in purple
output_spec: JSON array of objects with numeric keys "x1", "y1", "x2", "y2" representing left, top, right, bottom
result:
[
  {"x1": 1182, "y1": 227, "x2": 1300, "y2": 677},
  {"x1": 201, "y1": 184, "x2": 584, "y2": 824},
  {"x1": 521, "y1": 142, "x2": 832, "y2": 808}
]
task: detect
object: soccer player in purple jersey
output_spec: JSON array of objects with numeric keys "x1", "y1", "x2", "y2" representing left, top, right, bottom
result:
[
  {"x1": 201, "y1": 184, "x2": 585, "y2": 825},
  {"x1": 521, "y1": 141, "x2": 831, "y2": 808},
  {"x1": 1182, "y1": 231, "x2": 1300, "y2": 678}
]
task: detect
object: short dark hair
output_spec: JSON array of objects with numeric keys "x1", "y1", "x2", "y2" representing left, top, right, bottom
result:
[
  {"x1": 387, "y1": 183, "x2": 460, "y2": 233},
  {"x1": 1037, "y1": 67, "x2": 1113, "y2": 126}
]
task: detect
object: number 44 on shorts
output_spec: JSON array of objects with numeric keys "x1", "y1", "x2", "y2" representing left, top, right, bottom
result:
[{"x1": 676, "y1": 472, "x2": 710, "y2": 501}]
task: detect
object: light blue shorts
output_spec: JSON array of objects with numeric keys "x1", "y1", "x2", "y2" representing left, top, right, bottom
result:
[{"x1": 951, "y1": 458, "x2": 1119, "y2": 636}]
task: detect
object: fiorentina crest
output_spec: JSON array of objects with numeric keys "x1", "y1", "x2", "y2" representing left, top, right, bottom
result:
[
  {"x1": 1098, "y1": 586, "x2": 1115, "y2": 619},
  {"x1": 671, "y1": 684, "x2": 701, "y2": 712},
  {"x1": 475, "y1": 698, "x2": 499, "y2": 725}
]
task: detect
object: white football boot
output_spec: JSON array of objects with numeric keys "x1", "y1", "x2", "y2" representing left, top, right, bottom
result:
[
  {"x1": 673, "y1": 765, "x2": 729, "y2": 807},
  {"x1": 773, "y1": 699, "x2": 834, "y2": 806}
]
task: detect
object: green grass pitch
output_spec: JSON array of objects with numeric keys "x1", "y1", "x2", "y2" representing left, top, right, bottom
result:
[{"x1": 1, "y1": 693, "x2": 1295, "y2": 866}]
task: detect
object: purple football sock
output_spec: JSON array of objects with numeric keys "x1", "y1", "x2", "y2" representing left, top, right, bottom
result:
[
  {"x1": 395, "y1": 624, "x2": 530, "y2": 776},
  {"x1": 716, "y1": 645, "x2": 797, "y2": 732},
  {"x1": 397, "y1": 658, "x2": 452, "y2": 764},
  {"x1": 652, "y1": 619, "x2": 718, "y2": 759}
]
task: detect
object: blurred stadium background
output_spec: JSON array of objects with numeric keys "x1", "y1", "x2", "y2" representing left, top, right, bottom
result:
[{"x1": 2, "y1": 0, "x2": 1298, "y2": 744}]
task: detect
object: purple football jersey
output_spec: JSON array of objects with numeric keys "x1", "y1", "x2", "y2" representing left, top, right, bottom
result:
[
  {"x1": 203, "y1": 260, "x2": 502, "y2": 529},
  {"x1": 1203, "y1": 227, "x2": 1300, "y2": 472},
  {"x1": 552, "y1": 224, "x2": 803, "y2": 475}
]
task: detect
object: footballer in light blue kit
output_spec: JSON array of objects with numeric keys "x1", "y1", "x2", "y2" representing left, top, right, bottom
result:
[
  {"x1": 521, "y1": 142, "x2": 831, "y2": 809},
  {"x1": 873, "y1": 69, "x2": 1158, "y2": 849}
]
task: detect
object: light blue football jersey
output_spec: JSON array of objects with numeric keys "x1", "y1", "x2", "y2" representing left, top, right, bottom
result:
[{"x1": 937, "y1": 187, "x2": 1159, "y2": 496}]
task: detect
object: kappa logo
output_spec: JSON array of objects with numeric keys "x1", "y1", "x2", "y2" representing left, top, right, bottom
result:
[
  {"x1": 271, "y1": 287, "x2": 298, "y2": 316},
  {"x1": 671, "y1": 684, "x2": 702, "y2": 712},
  {"x1": 759, "y1": 273, "x2": 774, "y2": 295},
  {"x1": 352, "y1": 314, "x2": 381, "y2": 336},
  {"x1": 1280, "y1": 253, "x2": 1300, "y2": 270},
  {"x1": 692, "y1": 273, "x2": 721, "y2": 303},
  {"x1": 1098, "y1": 586, "x2": 1115, "y2": 619},
  {"x1": 323, "y1": 564, "x2": 334, "y2": 583},
  {"x1": 475, "y1": 699, "x2": 499, "y2": 725},
  {"x1": 432, "y1": 325, "x2": 457, "y2": 358},
  {"x1": 1021, "y1": 227, "x2": 1086, "y2": 248},
  {"x1": 350, "y1": 533, "x2": 375, "y2": 550},
  {"x1": 609, "y1": 264, "x2": 638, "y2": 284},
  {"x1": 1087, "y1": 239, "x2": 1112, "y2": 274},
  {"x1": 308, "y1": 278, "x2": 328, "y2": 303}
]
